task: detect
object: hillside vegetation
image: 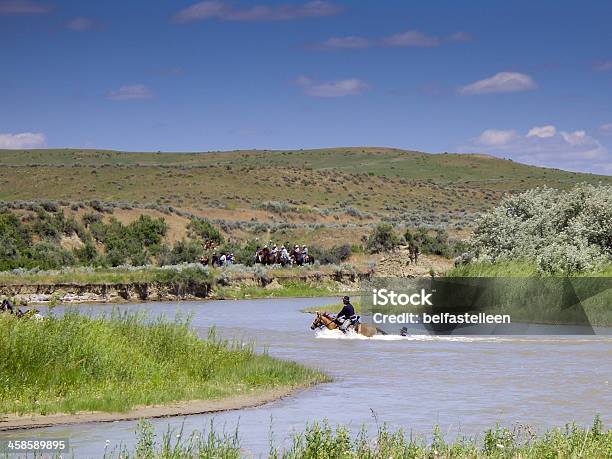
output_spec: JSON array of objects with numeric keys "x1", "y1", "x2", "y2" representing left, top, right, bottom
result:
[
  {"x1": 2, "y1": 148, "x2": 609, "y2": 233},
  {"x1": 1, "y1": 148, "x2": 610, "y2": 275}
]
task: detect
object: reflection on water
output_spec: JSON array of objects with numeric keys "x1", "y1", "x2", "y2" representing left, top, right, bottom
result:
[{"x1": 2, "y1": 297, "x2": 611, "y2": 458}]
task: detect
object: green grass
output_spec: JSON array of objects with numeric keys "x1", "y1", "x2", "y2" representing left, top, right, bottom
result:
[
  {"x1": 447, "y1": 261, "x2": 612, "y2": 277},
  {"x1": 217, "y1": 279, "x2": 342, "y2": 300},
  {"x1": 0, "y1": 265, "x2": 213, "y2": 286},
  {"x1": 447, "y1": 261, "x2": 541, "y2": 277},
  {"x1": 106, "y1": 416, "x2": 611, "y2": 458},
  {"x1": 0, "y1": 311, "x2": 328, "y2": 416},
  {"x1": 301, "y1": 298, "x2": 363, "y2": 314}
]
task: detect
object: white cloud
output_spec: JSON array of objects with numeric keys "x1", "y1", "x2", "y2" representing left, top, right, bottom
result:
[
  {"x1": 527, "y1": 125, "x2": 556, "y2": 138},
  {"x1": 308, "y1": 28, "x2": 471, "y2": 52},
  {"x1": 560, "y1": 130, "x2": 587, "y2": 146},
  {"x1": 107, "y1": 84, "x2": 153, "y2": 101},
  {"x1": 448, "y1": 31, "x2": 473, "y2": 42},
  {"x1": 461, "y1": 125, "x2": 610, "y2": 173},
  {"x1": 173, "y1": 0, "x2": 342, "y2": 23},
  {"x1": 598, "y1": 123, "x2": 612, "y2": 136},
  {"x1": 295, "y1": 76, "x2": 369, "y2": 97},
  {"x1": 312, "y1": 36, "x2": 370, "y2": 50},
  {"x1": 382, "y1": 30, "x2": 440, "y2": 47},
  {"x1": 459, "y1": 72, "x2": 536, "y2": 95},
  {"x1": 476, "y1": 129, "x2": 518, "y2": 146},
  {"x1": 0, "y1": 132, "x2": 46, "y2": 149},
  {"x1": 594, "y1": 61, "x2": 612, "y2": 71},
  {"x1": 0, "y1": 0, "x2": 51, "y2": 15},
  {"x1": 65, "y1": 17, "x2": 97, "y2": 31}
]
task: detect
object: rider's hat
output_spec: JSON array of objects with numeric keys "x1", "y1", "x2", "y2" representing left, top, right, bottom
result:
[{"x1": 343, "y1": 296, "x2": 350, "y2": 303}]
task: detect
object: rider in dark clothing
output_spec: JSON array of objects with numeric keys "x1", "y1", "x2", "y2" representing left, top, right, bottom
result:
[
  {"x1": 337, "y1": 297, "x2": 355, "y2": 320},
  {"x1": 336, "y1": 296, "x2": 358, "y2": 331},
  {"x1": 1, "y1": 299, "x2": 14, "y2": 314}
]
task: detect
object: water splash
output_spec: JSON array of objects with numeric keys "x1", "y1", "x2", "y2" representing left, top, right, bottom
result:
[{"x1": 313, "y1": 328, "x2": 610, "y2": 343}]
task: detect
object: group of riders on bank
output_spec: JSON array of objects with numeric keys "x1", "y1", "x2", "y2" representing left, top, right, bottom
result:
[
  {"x1": 200, "y1": 243, "x2": 314, "y2": 268},
  {"x1": 254, "y1": 244, "x2": 314, "y2": 266}
]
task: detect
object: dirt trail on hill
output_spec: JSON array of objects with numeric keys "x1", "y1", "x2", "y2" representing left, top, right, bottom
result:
[{"x1": 374, "y1": 247, "x2": 453, "y2": 277}]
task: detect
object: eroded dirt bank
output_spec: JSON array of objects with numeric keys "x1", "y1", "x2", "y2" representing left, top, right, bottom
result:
[{"x1": 0, "y1": 271, "x2": 369, "y2": 305}]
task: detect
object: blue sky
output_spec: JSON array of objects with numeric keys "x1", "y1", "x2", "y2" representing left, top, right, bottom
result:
[{"x1": 1, "y1": 0, "x2": 611, "y2": 174}]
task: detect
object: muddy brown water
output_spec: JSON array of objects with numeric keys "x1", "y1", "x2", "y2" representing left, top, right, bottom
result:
[{"x1": 1, "y1": 297, "x2": 610, "y2": 457}]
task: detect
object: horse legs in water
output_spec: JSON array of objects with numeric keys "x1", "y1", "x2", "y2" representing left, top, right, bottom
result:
[{"x1": 310, "y1": 312, "x2": 386, "y2": 337}]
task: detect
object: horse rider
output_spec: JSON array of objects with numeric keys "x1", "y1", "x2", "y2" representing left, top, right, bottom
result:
[
  {"x1": 280, "y1": 245, "x2": 290, "y2": 263},
  {"x1": 336, "y1": 296, "x2": 359, "y2": 332},
  {"x1": 301, "y1": 245, "x2": 309, "y2": 261},
  {"x1": 1, "y1": 299, "x2": 14, "y2": 314},
  {"x1": 1, "y1": 299, "x2": 24, "y2": 317}
]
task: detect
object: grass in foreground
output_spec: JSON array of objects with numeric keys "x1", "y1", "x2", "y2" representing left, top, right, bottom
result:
[
  {"x1": 105, "y1": 416, "x2": 610, "y2": 458},
  {"x1": 0, "y1": 311, "x2": 328, "y2": 416}
]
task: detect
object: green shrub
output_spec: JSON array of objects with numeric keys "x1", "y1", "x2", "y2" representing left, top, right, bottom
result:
[
  {"x1": 310, "y1": 244, "x2": 352, "y2": 264},
  {"x1": 405, "y1": 228, "x2": 468, "y2": 258},
  {"x1": 94, "y1": 216, "x2": 168, "y2": 266},
  {"x1": 74, "y1": 242, "x2": 100, "y2": 265},
  {"x1": 158, "y1": 240, "x2": 204, "y2": 266},
  {"x1": 27, "y1": 241, "x2": 76, "y2": 270},
  {"x1": 188, "y1": 218, "x2": 224, "y2": 244},
  {"x1": 366, "y1": 223, "x2": 400, "y2": 254},
  {"x1": 472, "y1": 184, "x2": 612, "y2": 274}
]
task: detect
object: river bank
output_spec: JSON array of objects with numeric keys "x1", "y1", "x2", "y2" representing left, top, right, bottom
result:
[
  {"x1": 0, "y1": 385, "x2": 311, "y2": 431},
  {"x1": 0, "y1": 310, "x2": 329, "y2": 429},
  {"x1": 0, "y1": 264, "x2": 368, "y2": 305}
]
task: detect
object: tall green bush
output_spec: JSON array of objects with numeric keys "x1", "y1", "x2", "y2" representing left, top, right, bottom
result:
[{"x1": 472, "y1": 184, "x2": 612, "y2": 274}]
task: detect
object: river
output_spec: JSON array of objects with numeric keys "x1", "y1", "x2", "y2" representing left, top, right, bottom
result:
[{"x1": 2, "y1": 297, "x2": 611, "y2": 457}]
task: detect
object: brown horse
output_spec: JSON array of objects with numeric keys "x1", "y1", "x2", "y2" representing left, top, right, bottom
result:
[{"x1": 309, "y1": 311, "x2": 381, "y2": 338}]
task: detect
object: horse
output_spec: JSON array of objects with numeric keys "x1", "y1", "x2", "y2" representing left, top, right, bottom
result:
[
  {"x1": 309, "y1": 311, "x2": 382, "y2": 338},
  {"x1": 255, "y1": 247, "x2": 275, "y2": 265}
]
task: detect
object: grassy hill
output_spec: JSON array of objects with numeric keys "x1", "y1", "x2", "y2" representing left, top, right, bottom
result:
[{"x1": 1, "y1": 147, "x2": 610, "y2": 247}]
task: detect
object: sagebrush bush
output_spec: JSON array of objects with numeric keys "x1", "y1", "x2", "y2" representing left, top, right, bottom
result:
[
  {"x1": 471, "y1": 184, "x2": 612, "y2": 274},
  {"x1": 366, "y1": 223, "x2": 400, "y2": 254}
]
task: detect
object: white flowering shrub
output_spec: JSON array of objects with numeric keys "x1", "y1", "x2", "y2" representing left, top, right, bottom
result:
[{"x1": 471, "y1": 184, "x2": 612, "y2": 274}]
